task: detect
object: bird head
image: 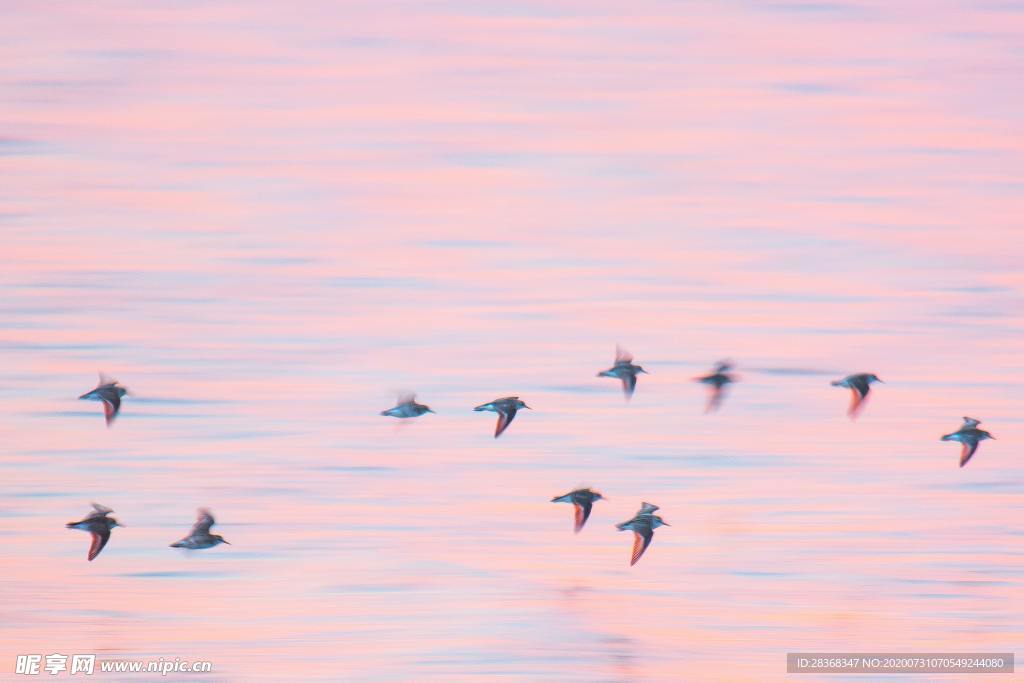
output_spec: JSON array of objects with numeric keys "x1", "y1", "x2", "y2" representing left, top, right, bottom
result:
[{"x1": 869, "y1": 374, "x2": 883, "y2": 383}]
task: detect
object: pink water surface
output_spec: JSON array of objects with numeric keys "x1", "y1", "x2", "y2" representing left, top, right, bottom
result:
[{"x1": 1, "y1": 1, "x2": 1023, "y2": 680}]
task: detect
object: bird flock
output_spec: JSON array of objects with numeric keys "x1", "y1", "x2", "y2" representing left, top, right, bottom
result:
[{"x1": 69, "y1": 348, "x2": 996, "y2": 565}]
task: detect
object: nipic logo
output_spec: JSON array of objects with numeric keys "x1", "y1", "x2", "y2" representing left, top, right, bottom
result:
[{"x1": 15, "y1": 655, "x2": 210, "y2": 676}]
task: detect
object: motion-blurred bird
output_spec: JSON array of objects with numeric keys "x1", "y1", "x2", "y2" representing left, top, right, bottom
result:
[
  {"x1": 695, "y1": 360, "x2": 736, "y2": 413},
  {"x1": 551, "y1": 488, "x2": 604, "y2": 533},
  {"x1": 616, "y1": 502, "x2": 669, "y2": 566},
  {"x1": 78, "y1": 373, "x2": 130, "y2": 426},
  {"x1": 66, "y1": 503, "x2": 122, "y2": 561},
  {"x1": 170, "y1": 508, "x2": 230, "y2": 549},
  {"x1": 473, "y1": 397, "x2": 530, "y2": 438},
  {"x1": 941, "y1": 416, "x2": 995, "y2": 468},
  {"x1": 597, "y1": 346, "x2": 648, "y2": 400},
  {"x1": 380, "y1": 394, "x2": 434, "y2": 418},
  {"x1": 830, "y1": 373, "x2": 882, "y2": 418}
]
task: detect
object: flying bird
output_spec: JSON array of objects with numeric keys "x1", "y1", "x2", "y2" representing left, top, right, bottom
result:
[
  {"x1": 380, "y1": 394, "x2": 434, "y2": 418},
  {"x1": 830, "y1": 373, "x2": 883, "y2": 418},
  {"x1": 66, "y1": 503, "x2": 122, "y2": 561},
  {"x1": 597, "y1": 346, "x2": 648, "y2": 399},
  {"x1": 78, "y1": 373, "x2": 130, "y2": 426},
  {"x1": 170, "y1": 508, "x2": 230, "y2": 549},
  {"x1": 473, "y1": 396, "x2": 530, "y2": 438},
  {"x1": 695, "y1": 360, "x2": 736, "y2": 413},
  {"x1": 616, "y1": 502, "x2": 669, "y2": 566},
  {"x1": 550, "y1": 488, "x2": 604, "y2": 533},
  {"x1": 941, "y1": 416, "x2": 995, "y2": 468}
]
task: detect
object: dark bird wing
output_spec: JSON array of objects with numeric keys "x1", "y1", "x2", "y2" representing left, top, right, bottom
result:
[
  {"x1": 959, "y1": 440, "x2": 979, "y2": 468},
  {"x1": 847, "y1": 388, "x2": 867, "y2": 418},
  {"x1": 494, "y1": 406, "x2": 517, "y2": 438},
  {"x1": 87, "y1": 526, "x2": 111, "y2": 561},
  {"x1": 573, "y1": 500, "x2": 593, "y2": 533},
  {"x1": 622, "y1": 373, "x2": 637, "y2": 398},
  {"x1": 88, "y1": 503, "x2": 113, "y2": 519},
  {"x1": 102, "y1": 396, "x2": 120, "y2": 425},
  {"x1": 705, "y1": 385, "x2": 724, "y2": 413},
  {"x1": 615, "y1": 346, "x2": 633, "y2": 364},
  {"x1": 191, "y1": 509, "x2": 215, "y2": 536},
  {"x1": 630, "y1": 526, "x2": 654, "y2": 566}
]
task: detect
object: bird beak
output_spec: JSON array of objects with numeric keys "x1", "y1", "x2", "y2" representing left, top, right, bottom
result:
[
  {"x1": 524, "y1": 405, "x2": 532, "y2": 410},
  {"x1": 662, "y1": 521, "x2": 671, "y2": 526},
  {"x1": 426, "y1": 408, "x2": 436, "y2": 414},
  {"x1": 223, "y1": 539, "x2": 231, "y2": 544}
]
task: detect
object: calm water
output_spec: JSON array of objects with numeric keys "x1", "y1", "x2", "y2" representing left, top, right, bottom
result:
[{"x1": 2, "y1": 1, "x2": 1023, "y2": 680}]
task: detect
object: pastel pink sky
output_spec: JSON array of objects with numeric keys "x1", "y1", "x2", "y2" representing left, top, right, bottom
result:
[{"x1": 1, "y1": 1, "x2": 1022, "y2": 680}]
